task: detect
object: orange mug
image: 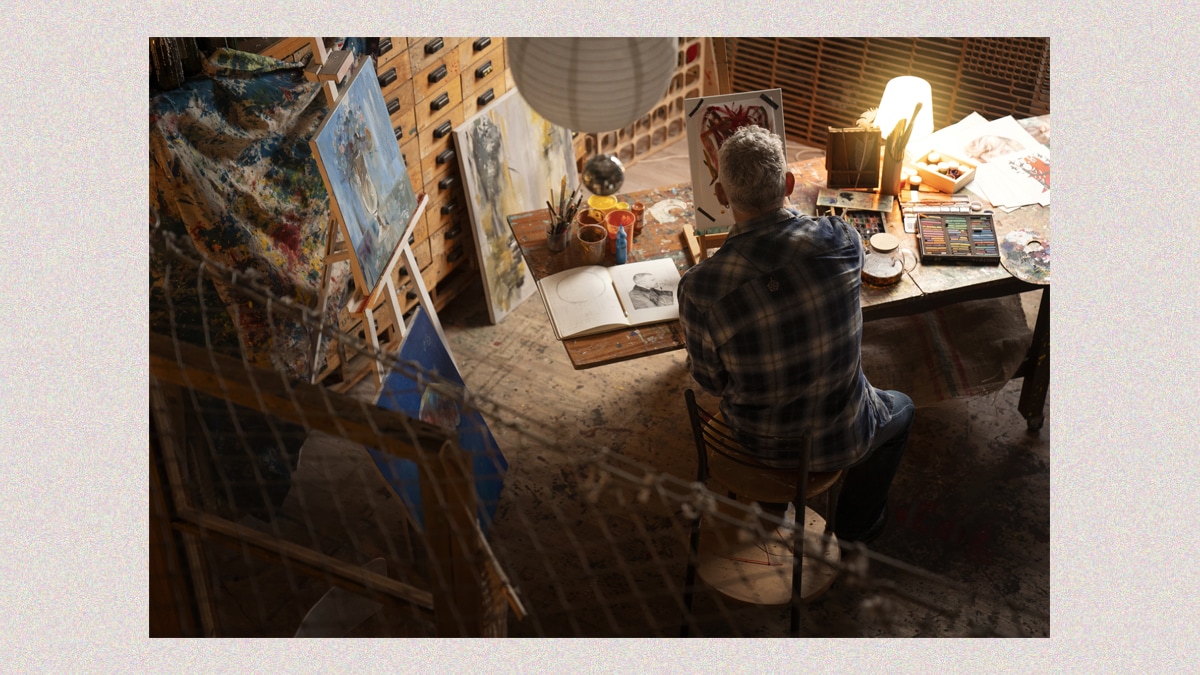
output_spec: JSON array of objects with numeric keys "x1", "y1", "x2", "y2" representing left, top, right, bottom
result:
[{"x1": 605, "y1": 209, "x2": 635, "y2": 254}]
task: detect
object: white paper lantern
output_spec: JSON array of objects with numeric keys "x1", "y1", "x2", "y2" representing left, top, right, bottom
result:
[{"x1": 508, "y1": 38, "x2": 679, "y2": 134}]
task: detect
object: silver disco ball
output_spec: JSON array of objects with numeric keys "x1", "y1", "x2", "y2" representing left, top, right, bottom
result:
[{"x1": 581, "y1": 153, "x2": 625, "y2": 196}]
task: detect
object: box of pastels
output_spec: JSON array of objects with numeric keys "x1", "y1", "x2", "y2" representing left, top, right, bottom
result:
[{"x1": 911, "y1": 150, "x2": 976, "y2": 194}]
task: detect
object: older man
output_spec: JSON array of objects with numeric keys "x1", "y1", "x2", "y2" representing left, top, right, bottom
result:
[{"x1": 676, "y1": 125, "x2": 913, "y2": 543}]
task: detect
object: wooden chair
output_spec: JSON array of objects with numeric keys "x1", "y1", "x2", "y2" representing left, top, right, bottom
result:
[{"x1": 680, "y1": 389, "x2": 844, "y2": 637}]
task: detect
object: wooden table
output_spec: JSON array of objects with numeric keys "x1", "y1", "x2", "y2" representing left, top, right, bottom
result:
[{"x1": 508, "y1": 157, "x2": 1050, "y2": 429}]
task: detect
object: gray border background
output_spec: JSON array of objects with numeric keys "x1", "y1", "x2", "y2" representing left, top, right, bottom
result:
[{"x1": 5, "y1": 2, "x2": 1196, "y2": 669}]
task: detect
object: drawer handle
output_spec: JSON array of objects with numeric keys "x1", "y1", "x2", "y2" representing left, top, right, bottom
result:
[
  {"x1": 398, "y1": 266, "x2": 409, "y2": 277},
  {"x1": 428, "y1": 64, "x2": 448, "y2": 84},
  {"x1": 424, "y1": 38, "x2": 444, "y2": 54},
  {"x1": 430, "y1": 92, "x2": 450, "y2": 111},
  {"x1": 445, "y1": 227, "x2": 462, "y2": 240},
  {"x1": 394, "y1": 125, "x2": 403, "y2": 140},
  {"x1": 474, "y1": 60, "x2": 493, "y2": 80},
  {"x1": 408, "y1": 234, "x2": 417, "y2": 245},
  {"x1": 378, "y1": 67, "x2": 397, "y2": 88},
  {"x1": 447, "y1": 247, "x2": 464, "y2": 264},
  {"x1": 386, "y1": 98, "x2": 401, "y2": 115},
  {"x1": 436, "y1": 148, "x2": 456, "y2": 165},
  {"x1": 438, "y1": 175, "x2": 457, "y2": 191},
  {"x1": 440, "y1": 200, "x2": 458, "y2": 215},
  {"x1": 476, "y1": 88, "x2": 495, "y2": 106},
  {"x1": 473, "y1": 37, "x2": 491, "y2": 52},
  {"x1": 433, "y1": 121, "x2": 452, "y2": 139},
  {"x1": 406, "y1": 290, "x2": 418, "y2": 301},
  {"x1": 379, "y1": 37, "x2": 394, "y2": 55}
]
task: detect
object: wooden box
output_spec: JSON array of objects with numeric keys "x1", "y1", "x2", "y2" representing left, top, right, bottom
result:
[
  {"x1": 912, "y1": 150, "x2": 976, "y2": 194},
  {"x1": 825, "y1": 127, "x2": 882, "y2": 190}
]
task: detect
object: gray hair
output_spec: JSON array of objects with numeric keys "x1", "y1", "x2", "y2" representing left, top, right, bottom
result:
[{"x1": 716, "y1": 125, "x2": 788, "y2": 214}]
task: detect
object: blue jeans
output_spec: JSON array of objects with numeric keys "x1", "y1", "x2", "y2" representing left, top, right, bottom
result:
[{"x1": 834, "y1": 389, "x2": 914, "y2": 538}]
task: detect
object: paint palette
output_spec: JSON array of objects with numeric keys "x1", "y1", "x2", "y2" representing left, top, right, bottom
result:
[
  {"x1": 913, "y1": 209, "x2": 1000, "y2": 265},
  {"x1": 816, "y1": 207, "x2": 886, "y2": 242}
]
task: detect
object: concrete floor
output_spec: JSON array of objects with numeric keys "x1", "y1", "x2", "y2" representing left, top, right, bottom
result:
[
  {"x1": 429, "y1": 139, "x2": 1050, "y2": 637},
  {"x1": 199, "y1": 138, "x2": 1049, "y2": 637}
]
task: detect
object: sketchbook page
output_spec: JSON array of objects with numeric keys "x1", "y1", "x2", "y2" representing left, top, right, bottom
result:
[
  {"x1": 608, "y1": 258, "x2": 682, "y2": 327},
  {"x1": 538, "y1": 265, "x2": 631, "y2": 339}
]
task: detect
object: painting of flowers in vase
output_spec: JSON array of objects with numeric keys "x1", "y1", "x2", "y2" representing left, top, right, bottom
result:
[{"x1": 310, "y1": 57, "x2": 418, "y2": 295}]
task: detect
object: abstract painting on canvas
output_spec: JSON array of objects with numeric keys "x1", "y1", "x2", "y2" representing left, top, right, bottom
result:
[
  {"x1": 684, "y1": 89, "x2": 786, "y2": 231},
  {"x1": 454, "y1": 89, "x2": 577, "y2": 324}
]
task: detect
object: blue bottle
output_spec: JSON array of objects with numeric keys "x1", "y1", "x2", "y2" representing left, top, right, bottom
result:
[{"x1": 616, "y1": 225, "x2": 628, "y2": 264}]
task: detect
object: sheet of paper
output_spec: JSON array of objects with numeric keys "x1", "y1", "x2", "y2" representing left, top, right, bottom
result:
[
  {"x1": 912, "y1": 113, "x2": 1049, "y2": 207},
  {"x1": 974, "y1": 146, "x2": 1051, "y2": 209}
]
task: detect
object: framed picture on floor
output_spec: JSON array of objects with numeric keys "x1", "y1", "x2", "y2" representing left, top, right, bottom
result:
[
  {"x1": 454, "y1": 89, "x2": 578, "y2": 324},
  {"x1": 367, "y1": 307, "x2": 508, "y2": 533}
]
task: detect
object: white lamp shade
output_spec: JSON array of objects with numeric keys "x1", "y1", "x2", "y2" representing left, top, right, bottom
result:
[
  {"x1": 508, "y1": 38, "x2": 678, "y2": 134},
  {"x1": 875, "y1": 76, "x2": 934, "y2": 152}
]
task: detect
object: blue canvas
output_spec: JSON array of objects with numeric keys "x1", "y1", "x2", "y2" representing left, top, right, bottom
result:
[
  {"x1": 367, "y1": 308, "x2": 508, "y2": 533},
  {"x1": 310, "y1": 57, "x2": 418, "y2": 294}
]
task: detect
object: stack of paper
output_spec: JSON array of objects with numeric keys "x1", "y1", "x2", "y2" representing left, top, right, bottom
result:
[{"x1": 906, "y1": 113, "x2": 1050, "y2": 211}]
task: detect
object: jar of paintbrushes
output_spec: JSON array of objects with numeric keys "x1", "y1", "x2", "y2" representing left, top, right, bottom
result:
[{"x1": 546, "y1": 179, "x2": 583, "y2": 253}]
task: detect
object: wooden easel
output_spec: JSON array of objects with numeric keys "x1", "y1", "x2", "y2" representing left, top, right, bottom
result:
[
  {"x1": 304, "y1": 37, "x2": 355, "y2": 106},
  {"x1": 305, "y1": 38, "x2": 445, "y2": 392}
]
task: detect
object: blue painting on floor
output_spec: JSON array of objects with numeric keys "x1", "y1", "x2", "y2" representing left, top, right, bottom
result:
[{"x1": 367, "y1": 308, "x2": 507, "y2": 533}]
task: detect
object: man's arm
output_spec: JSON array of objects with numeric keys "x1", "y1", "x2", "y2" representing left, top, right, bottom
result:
[{"x1": 677, "y1": 275, "x2": 726, "y2": 396}]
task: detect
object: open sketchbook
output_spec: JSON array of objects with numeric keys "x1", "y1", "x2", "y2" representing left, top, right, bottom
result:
[{"x1": 538, "y1": 257, "x2": 682, "y2": 339}]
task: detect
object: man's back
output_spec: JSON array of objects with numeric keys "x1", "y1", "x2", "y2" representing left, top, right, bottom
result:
[{"x1": 677, "y1": 208, "x2": 890, "y2": 471}]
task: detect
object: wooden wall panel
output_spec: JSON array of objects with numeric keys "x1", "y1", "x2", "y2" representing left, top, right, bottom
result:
[{"x1": 727, "y1": 38, "x2": 1050, "y2": 151}]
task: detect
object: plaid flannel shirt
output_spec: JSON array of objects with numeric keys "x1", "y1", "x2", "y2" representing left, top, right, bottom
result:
[{"x1": 677, "y1": 208, "x2": 891, "y2": 472}]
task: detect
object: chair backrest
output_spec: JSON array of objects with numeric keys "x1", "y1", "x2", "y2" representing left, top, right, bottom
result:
[{"x1": 684, "y1": 388, "x2": 811, "y2": 507}]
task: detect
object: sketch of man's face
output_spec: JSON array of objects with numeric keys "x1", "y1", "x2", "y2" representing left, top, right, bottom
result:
[
  {"x1": 965, "y1": 134, "x2": 1023, "y2": 162},
  {"x1": 633, "y1": 273, "x2": 656, "y2": 288}
]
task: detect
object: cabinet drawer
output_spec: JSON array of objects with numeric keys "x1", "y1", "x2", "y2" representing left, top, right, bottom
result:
[
  {"x1": 417, "y1": 106, "x2": 464, "y2": 160},
  {"x1": 380, "y1": 80, "x2": 415, "y2": 126},
  {"x1": 375, "y1": 37, "x2": 408, "y2": 66},
  {"x1": 413, "y1": 45, "x2": 463, "y2": 102},
  {"x1": 430, "y1": 218, "x2": 468, "y2": 258},
  {"x1": 461, "y1": 46, "x2": 506, "y2": 98},
  {"x1": 424, "y1": 194, "x2": 466, "y2": 236},
  {"x1": 408, "y1": 37, "x2": 465, "y2": 77},
  {"x1": 388, "y1": 107, "x2": 416, "y2": 145},
  {"x1": 398, "y1": 137, "x2": 421, "y2": 194},
  {"x1": 461, "y1": 76, "x2": 507, "y2": 119},
  {"x1": 414, "y1": 78, "x2": 463, "y2": 129},
  {"x1": 427, "y1": 166, "x2": 461, "y2": 200},
  {"x1": 410, "y1": 236, "x2": 433, "y2": 272},
  {"x1": 377, "y1": 57, "x2": 413, "y2": 99},
  {"x1": 404, "y1": 205, "x2": 429, "y2": 244},
  {"x1": 418, "y1": 144, "x2": 460, "y2": 187},
  {"x1": 460, "y1": 37, "x2": 503, "y2": 69},
  {"x1": 421, "y1": 237, "x2": 471, "y2": 287}
]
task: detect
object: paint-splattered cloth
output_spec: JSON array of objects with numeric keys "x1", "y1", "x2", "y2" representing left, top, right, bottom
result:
[{"x1": 150, "y1": 47, "x2": 354, "y2": 380}]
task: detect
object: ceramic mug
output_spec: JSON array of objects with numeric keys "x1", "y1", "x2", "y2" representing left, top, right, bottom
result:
[
  {"x1": 578, "y1": 224, "x2": 607, "y2": 265},
  {"x1": 605, "y1": 209, "x2": 635, "y2": 254}
]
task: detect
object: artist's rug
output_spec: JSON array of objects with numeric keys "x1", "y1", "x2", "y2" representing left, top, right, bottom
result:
[{"x1": 860, "y1": 294, "x2": 1033, "y2": 406}]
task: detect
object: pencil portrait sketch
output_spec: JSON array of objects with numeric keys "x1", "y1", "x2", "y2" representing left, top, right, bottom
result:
[{"x1": 628, "y1": 272, "x2": 675, "y2": 309}]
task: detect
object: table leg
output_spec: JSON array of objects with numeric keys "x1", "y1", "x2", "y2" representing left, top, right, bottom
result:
[{"x1": 1017, "y1": 287, "x2": 1050, "y2": 431}]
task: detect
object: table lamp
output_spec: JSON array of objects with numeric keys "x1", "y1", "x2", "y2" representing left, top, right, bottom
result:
[{"x1": 874, "y1": 76, "x2": 934, "y2": 156}]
